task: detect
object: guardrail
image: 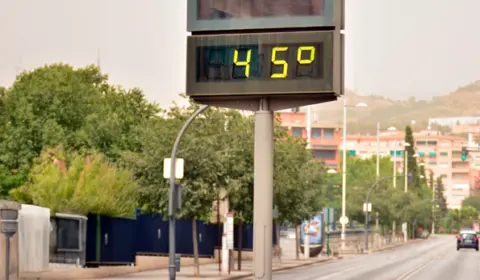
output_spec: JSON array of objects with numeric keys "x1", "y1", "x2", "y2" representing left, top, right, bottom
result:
[{"x1": 326, "y1": 232, "x2": 404, "y2": 254}]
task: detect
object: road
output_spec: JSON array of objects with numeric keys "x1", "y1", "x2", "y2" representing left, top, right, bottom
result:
[{"x1": 274, "y1": 235, "x2": 480, "y2": 280}]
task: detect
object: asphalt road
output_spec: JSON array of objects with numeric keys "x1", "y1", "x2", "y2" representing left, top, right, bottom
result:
[{"x1": 273, "y1": 235, "x2": 480, "y2": 280}]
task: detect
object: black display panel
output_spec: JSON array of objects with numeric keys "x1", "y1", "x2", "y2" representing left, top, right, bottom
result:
[
  {"x1": 197, "y1": 43, "x2": 323, "y2": 82},
  {"x1": 186, "y1": 31, "x2": 340, "y2": 97},
  {"x1": 187, "y1": 0, "x2": 343, "y2": 32}
]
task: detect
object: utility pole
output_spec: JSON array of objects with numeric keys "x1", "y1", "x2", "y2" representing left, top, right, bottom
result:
[{"x1": 376, "y1": 122, "x2": 380, "y2": 178}]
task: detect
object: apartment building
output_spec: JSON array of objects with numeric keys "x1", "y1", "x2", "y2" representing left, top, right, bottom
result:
[
  {"x1": 343, "y1": 133, "x2": 469, "y2": 209},
  {"x1": 279, "y1": 112, "x2": 341, "y2": 170}
]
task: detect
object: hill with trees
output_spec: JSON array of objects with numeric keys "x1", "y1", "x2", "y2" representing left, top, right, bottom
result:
[{"x1": 304, "y1": 80, "x2": 480, "y2": 134}]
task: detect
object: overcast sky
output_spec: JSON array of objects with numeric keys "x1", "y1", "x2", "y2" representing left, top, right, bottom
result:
[{"x1": 1, "y1": 0, "x2": 479, "y2": 107}]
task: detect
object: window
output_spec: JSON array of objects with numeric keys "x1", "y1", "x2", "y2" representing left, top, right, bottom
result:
[
  {"x1": 291, "y1": 127, "x2": 303, "y2": 137},
  {"x1": 312, "y1": 150, "x2": 336, "y2": 160},
  {"x1": 453, "y1": 174, "x2": 466, "y2": 180},
  {"x1": 311, "y1": 128, "x2": 321, "y2": 139},
  {"x1": 440, "y1": 152, "x2": 448, "y2": 156},
  {"x1": 323, "y1": 128, "x2": 334, "y2": 139},
  {"x1": 57, "y1": 218, "x2": 81, "y2": 251}
]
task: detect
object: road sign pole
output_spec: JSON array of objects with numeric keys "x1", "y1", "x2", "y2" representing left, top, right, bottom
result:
[
  {"x1": 326, "y1": 209, "x2": 330, "y2": 256},
  {"x1": 253, "y1": 98, "x2": 274, "y2": 280}
]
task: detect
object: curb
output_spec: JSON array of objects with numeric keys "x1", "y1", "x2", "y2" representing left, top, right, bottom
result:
[
  {"x1": 337, "y1": 239, "x2": 427, "y2": 255},
  {"x1": 225, "y1": 257, "x2": 339, "y2": 280}
]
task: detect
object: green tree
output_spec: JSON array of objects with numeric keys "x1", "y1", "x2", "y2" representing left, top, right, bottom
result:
[
  {"x1": 462, "y1": 196, "x2": 480, "y2": 212},
  {"x1": 435, "y1": 176, "x2": 448, "y2": 216},
  {"x1": 130, "y1": 101, "x2": 237, "y2": 276},
  {"x1": 10, "y1": 146, "x2": 138, "y2": 216},
  {"x1": 404, "y1": 125, "x2": 421, "y2": 194},
  {"x1": 129, "y1": 98, "x2": 327, "y2": 275},
  {"x1": 0, "y1": 64, "x2": 157, "y2": 197}
]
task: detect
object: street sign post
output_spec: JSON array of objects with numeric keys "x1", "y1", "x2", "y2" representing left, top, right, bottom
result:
[{"x1": 184, "y1": 1, "x2": 345, "y2": 279}]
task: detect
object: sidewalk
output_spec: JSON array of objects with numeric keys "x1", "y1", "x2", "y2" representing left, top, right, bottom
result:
[
  {"x1": 19, "y1": 256, "x2": 336, "y2": 280},
  {"x1": 98, "y1": 256, "x2": 336, "y2": 280}
]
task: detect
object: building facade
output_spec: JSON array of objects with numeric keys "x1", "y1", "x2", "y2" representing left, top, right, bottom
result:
[
  {"x1": 343, "y1": 132, "x2": 469, "y2": 209},
  {"x1": 279, "y1": 112, "x2": 341, "y2": 170}
]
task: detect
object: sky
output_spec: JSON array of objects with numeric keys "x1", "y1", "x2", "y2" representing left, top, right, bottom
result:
[{"x1": 1, "y1": 0, "x2": 480, "y2": 107}]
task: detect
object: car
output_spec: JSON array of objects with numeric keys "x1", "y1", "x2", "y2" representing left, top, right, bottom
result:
[{"x1": 457, "y1": 230, "x2": 479, "y2": 251}]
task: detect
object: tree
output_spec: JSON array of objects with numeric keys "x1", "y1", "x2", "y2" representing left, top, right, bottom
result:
[
  {"x1": 462, "y1": 196, "x2": 480, "y2": 212},
  {"x1": 0, "y1": 64, "x2": 158, "y2": 197},
  {"x1": 435, "y1": 176, "x2": 448, "y2": 216},
  {"x1": 128, "y1": 98, "x2": 327, "y2": 275},
  {"x1": 404, "y1": 125, "x2": 421, "y2": 194},
  {"x1": 130, "y1": 101, "x2": 240, "y2": 276},
  {"x1": 10, "y1": 146, "x2": 138, "y2": 217}
]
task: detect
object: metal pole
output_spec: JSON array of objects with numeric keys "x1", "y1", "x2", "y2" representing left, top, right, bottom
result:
[
  {"x1": 5, "y1": 236, "x2": 10, "y2": 280},
  {"x1": 253, "y1": 98, "x2": 274, "y2": 280},
  {"x1": 326, "y1": 209, "x2": 330, "y2": 256},
  {"x1": 404, "y1": 150, "x2": 408, "y2": 242},
  {"x1": 305, "y1": 106, "x2": 311, "y2": 256},
  {"x1": 217, "y1": 196, "x2": 221, "y2": 272},
  {"x1": 393, "y1": 142, "x2": 397, "y2": 188},
  {"x1": 341, "y1": 97, "x2": 347, "y2": 244},
  {"x1": 306, "y1": 106, "x2": 312, "y2": 149},
  {"x1": 168, "y1": 105, "x2": 209, "y2": 280},
  {"x1": 364, "y1": 209, "x2": 369, "y2": 250},
  {"x1": 376, "y1": 122, "x2": 380, "y2": 178},
  {"x1": 432, "y1": 181, "x2": 436, "y2": 235},
  {"x1": 392, "y1": 142, "x2": 396, "y2": 238}
]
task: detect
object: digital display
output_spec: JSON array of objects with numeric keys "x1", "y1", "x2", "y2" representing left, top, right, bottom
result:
[
  {"x1": 196, "y1": 43, "x2": 323, "y2": 82},
  {"x1": 187, "y1": 0, "x2": 341, "y2": 32},
  {"x1": 186, "y1": 31, "x2": 342, "y2": 97},
  {"x1": 196, "y1": 0, "x2": 324, "y2": 20}
]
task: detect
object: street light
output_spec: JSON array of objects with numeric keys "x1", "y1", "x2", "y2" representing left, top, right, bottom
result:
[
  {"x1": 341, "y1": 99, "x2": 368, "y2": 244},
  {"x1": 402, "y1": 143, "x2": 411, "y2": 243},
  {"x1": 327, "y1": 169, "x2": 338, "y2": 174},
  {"x1": 385, "y1": 126, "x2": 398, "y2": 237}
]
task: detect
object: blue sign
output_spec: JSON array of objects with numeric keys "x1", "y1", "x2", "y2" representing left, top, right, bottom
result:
[{"x1": 300, "y1": 213, "x2": 323, "y2": 246}]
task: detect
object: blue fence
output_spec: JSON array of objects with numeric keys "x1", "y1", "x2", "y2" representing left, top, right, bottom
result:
[{"x1": 85, "y1": 211, "x2": 278, "y2": 265}]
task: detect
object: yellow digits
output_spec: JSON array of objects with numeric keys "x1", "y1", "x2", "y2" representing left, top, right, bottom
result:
[
  {"x1": 233, "y1": 49, "x2": 252, "y2": 77},
  {"x1": 297, "y1": 46, "x2": 316, "y2": 65},
  {"x1": 271, "y1": 46, "x2": 289, "y2": 78}
]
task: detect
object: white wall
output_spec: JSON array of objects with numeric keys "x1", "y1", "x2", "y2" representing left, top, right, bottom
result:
[{"x1": 19, "y1": 204, "x2": 50, "y2": 272}]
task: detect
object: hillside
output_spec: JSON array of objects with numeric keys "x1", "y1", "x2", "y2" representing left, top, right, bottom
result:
[{"x1": 303, "y1": 80, "x2": 480, "y2": 134}]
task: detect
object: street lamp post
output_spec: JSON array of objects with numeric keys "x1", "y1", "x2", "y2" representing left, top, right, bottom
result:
[
  {"x1": 341, "y1": 99, "x2": 367, "y2": 245},
  {"x1": 403, "y1": 143, "x2": 411, "y2": 242},
  {"x1": 387, "y1": 127, "x2": 397, "y2": 237}
]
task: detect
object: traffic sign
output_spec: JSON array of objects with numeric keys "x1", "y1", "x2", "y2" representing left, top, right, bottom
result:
[
  {"x1": 339, "y1": 216, "x2": 349, "y2": 225},
  {"x1": 363, "y1": 203, "x2": 372, "y2": 212},
  {"x1": 163, "y1": 158, "x2": 184, "y2": 179},
  {"x1": 323, "y1": 207, "x2": 334, "y2": 225}
]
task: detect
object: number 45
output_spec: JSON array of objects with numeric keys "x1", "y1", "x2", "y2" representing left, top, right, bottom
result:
[{"x1": 271, "y1": 46, "x2": 316, "y2": 78}]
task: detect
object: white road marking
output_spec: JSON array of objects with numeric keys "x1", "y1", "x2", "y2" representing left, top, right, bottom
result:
[
  {"x1": 396, "y1": 260, "x2": 433, "y2": 280},
  {"x1": 315, "y1": 264, "x2": 367, "y2": 280}
]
